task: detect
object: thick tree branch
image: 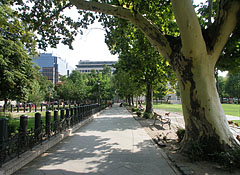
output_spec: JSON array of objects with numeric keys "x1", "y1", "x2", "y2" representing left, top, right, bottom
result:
[
  {"x1": 70, "y1": 0, "x2": 172, "y2": 59},
  {"x1": 172, "y1": 0, "x2": 207, "y2": 57},
  {"x1": 211, "y1": 0, "x2": 240, "y2": 63}
]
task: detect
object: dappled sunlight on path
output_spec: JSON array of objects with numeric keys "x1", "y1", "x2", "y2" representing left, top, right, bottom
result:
[{"x1": 14, "y1": 104, "x2": 176, "y2": 175}]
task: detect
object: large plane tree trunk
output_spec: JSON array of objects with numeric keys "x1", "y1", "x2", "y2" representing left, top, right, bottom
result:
[{"x1": 171, "y1": 52, "x2": 238, "y2": 153}]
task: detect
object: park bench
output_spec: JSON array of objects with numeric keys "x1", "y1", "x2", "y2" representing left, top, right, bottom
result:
[
  {"x1": 138, "y1": 105, "x2": 144, "y2": 111},
  {"x1": 153, "y1": 112, "x2": 171, "y2": 129}
]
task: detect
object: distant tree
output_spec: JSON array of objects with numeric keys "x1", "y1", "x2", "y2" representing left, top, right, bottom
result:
[
  {"x1": 217, "y1": 76, "x2": 227, "y2": 100},
  {"x1": 225, "y1": 73, "x2": 240, "y2": 100},
  {"x1": 105, "y1": 20, "x2": 175, "y2": 112},
  {"x1": 0, "y1": 36, "x2": 35, "y2": 104},
  {"x1": 0, "y1": 4, "x2": 36, "y2": 106}
]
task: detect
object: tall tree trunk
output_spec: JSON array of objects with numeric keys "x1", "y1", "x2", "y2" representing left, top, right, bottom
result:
[
  {"x1": 136, "y1": 96, "x2": 138, "y2": 107},
  {"x1": 171, "y1": 54, "x2": 238, "y2": 153},
  {"x1": 4, "y1": 99, "x2": 8, "y2": 112},
  {"x1": 131, "y1": 95, "x2": 134, "y2": 106},
  {"x1": 127, "y1": 96, "x2": 131, "y2": 106},
  {"x1": 145, "y1": 83, "x2": 153, "y2": 113}
]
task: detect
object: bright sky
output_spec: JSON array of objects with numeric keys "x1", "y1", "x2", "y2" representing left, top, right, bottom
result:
[
  {"x1": 44, "y1": 22, "x2": 118, "y2": 68},
  {"x1": 43, "y1": 0, "x2": 227, "y2": 77}
]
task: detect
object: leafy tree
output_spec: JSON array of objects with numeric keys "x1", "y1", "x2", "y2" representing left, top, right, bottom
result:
[
  {"x1": 217, "y1": 76, "x2": 227, "y2": 100},
  {"x1": 27, "y1": 66, "x2": 54, "y2": 104},
  {"x1": 0, "y1": 36, "x2": 35, "y2": 104},
  {"x1": 105, "y1": 19, "x2": 175, "y2": 112},
  {"x1": 225, "y1": 73, "x2": 240, "y2": 100},
  {"x1": 6, "y1": 0, "x2": 240, "y2": 152},
  {"x1": 55, "y1": 79, "x2": 76, "y2": 102},
  {"x1": 68, "y1": 0, "x2": 240, "y2": 153},
  {"x1": 0, "y1": 4, "x2": 37, "y2": 107},
  {"x1": 113, "y1": 66, "x2": 142, "y2": 106}
]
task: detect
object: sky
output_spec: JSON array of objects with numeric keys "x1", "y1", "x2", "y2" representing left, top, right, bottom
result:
[
  {"x1": 42, "y1": 0, "x2": 227, "y2": 77},
  {"x1": 44, "y1": 22, "x2": 118, "y2": 68}
]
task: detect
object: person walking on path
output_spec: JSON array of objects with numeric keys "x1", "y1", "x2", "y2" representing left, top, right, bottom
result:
[{"x1": 14, "y1": 104, "x2": 176, "y2": 175}]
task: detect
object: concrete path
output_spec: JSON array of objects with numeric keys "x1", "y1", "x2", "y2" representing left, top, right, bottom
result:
[
  {"x1": 154, "y1": 109, "x2": 240, "y2": 138},
  {"x1": 14, "y1": 105, "x2": 176, "y2": 175}
]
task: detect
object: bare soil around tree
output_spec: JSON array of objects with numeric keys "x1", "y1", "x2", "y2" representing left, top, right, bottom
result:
[{"x1": 127, "y1": 107, "x2": 240, "y2": 175}]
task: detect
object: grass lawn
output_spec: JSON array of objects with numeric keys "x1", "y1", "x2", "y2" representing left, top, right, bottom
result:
[
  {"x1": 0, "y1": 110, "x2": 64, "y2": 133},
  {"x1": 153, "y1": 103, "x2": 240, "y2": 117}
]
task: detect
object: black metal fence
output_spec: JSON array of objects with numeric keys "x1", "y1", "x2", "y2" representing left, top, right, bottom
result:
[
  {"x1": 0, "y1": 102, "x2": 76, "y2": 113},
  {"x1": 0, "y1": 104, "x2": 106, "y2": 167}
]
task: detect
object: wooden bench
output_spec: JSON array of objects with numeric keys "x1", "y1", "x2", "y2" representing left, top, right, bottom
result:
[
  {"x1": 153, "y1": 112, "x2": 171, "y2": 129},
  {"x1": 138, "y1": 105, "x2": 144, "y2": 111}
]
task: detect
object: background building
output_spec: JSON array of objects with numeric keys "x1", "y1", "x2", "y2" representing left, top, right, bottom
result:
[
  {"x1": 76, "y1": 60, "x2": 117, "y2": 73},
  {"x1": 32, "y1": 53, "x2": 74, "y2": 84}
]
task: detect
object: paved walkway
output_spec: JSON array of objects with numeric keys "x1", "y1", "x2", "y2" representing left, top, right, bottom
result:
[
  {"x1": 14, "y1": 105, "x2": 176, "y2": 175},
  {"x1": 154, "y1": 109, "x2": 240, "y2": 138}
]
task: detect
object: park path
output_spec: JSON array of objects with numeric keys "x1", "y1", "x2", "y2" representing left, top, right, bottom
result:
[
  {"x1": 154, "y1": 109, "x2": 240, "y2": 138},
  {"x1": 14, "y1": 104, "x2": 176, "y2": 175}
]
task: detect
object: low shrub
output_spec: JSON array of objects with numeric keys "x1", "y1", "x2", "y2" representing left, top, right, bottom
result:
[
  {"x1": 176, "y1": 128, "x2": 185, "y2": 143},
  {"x1": 136, "y1": 111, "x2": 142, "y2": 117},
  {"x1": 143, "y1": 112, "x2": 153, "y2": 119},
  {"x1": 131, "y1": 107, "x2": 138, "y2": 112},
  {"x1": 217, "y1": 148, "x2": 240, "y2": 170}
]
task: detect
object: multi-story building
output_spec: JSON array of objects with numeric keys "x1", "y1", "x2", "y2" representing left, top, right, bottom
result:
[
  {"x1": 76, "y1": 60, "x2": 117, "y2": 73},
  {"x1": 32, "y1": 53, "x2": 74, "y2": 84}
]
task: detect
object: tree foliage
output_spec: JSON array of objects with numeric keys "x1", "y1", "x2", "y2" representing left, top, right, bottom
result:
[
  {"x1": 225, "y1": 73, "x2": 240, "y2": 98},
  {"x1": 0, "y1": 36, "x2": 35, "y2": 102},
  {"x1": 55, "y1": 68, "x2": 114, "y2": 103}
]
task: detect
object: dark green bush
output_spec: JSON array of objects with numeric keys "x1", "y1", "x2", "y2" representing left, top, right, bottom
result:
[
  {"x1": 143, "y1": 112, "x2": 153, "y2": 119},
  {"x1": 217, "y1": 148, "x2": 240, "y2": 170},
  {"x1": 136, "y1": 111, "x2": 142, "y2": 117},
  {"x1": 176, "y1": 128, "x2": 185, "y2": 143},
  {"x1": 131, "y1": 107, "x2": 138, "y2": 112}
]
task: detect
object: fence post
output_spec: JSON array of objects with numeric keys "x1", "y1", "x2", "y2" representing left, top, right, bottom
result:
[
  {"x1": 0, "y1": 118, "x2": 8, "y2": 167},
  {"x1": 70, "y1": 108, "x2": 73, "y2": 126},
  {"x1": 60, "y1": 109, "x2": 65, "y2": 120},
  {"x1": 53, "y1": 110, "x2": 58, "y2": 133},
  {"x1": 41, "y1": 103, "x2": 43, "y2": 112},
  {"x1": 35, "y1": 104, "x2": 37, "y2": 112},
  {"x1": 10, "y1": 105, "x2": 13, "y2": 113},
  {"x1": 20, "y1": 115, "x2": 28, "y2": 150},
  {"x1": 23, "y1": 103, "x2": 26, "y2": 113},
  {"x1": 34, "y1": 113, "x2": 41, "y2": 139},
  {"x1": 0, "y1": 118, "x2": 8, "y2": 143},
  {"x1": 45, "y1": 111, "x2": 51, "y2": 138},
  {"x1": 65, "y1": 108, "x2": 70, "y2": 128},
  {"x1": 17, "y1": 103, "x2": 19, "y2": 113},
  {"x1": 20, "y1": 115, "x2": 28, "y2": 135},
  {"x1": 74, "y1": 107, "x2": 77, "y2": 124}
]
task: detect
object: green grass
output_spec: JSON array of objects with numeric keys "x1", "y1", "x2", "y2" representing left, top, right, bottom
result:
[
  {"x1": 153, "y1": 104, "x2": 183, "y2": 114},
  {"x1": 221, "y1": 104, "x2": 240, "y2": 117},
  {"x1": 1, "y1": 111, "x2": 63, "y2": 134},
  {"x1": 153, "y1": 103, "x2": 240, "y2": 117}
]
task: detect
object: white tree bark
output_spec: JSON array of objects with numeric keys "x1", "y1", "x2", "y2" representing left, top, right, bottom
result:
[{"x1": 172, "y1": 0, "x2": 207, "y2": 57}]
